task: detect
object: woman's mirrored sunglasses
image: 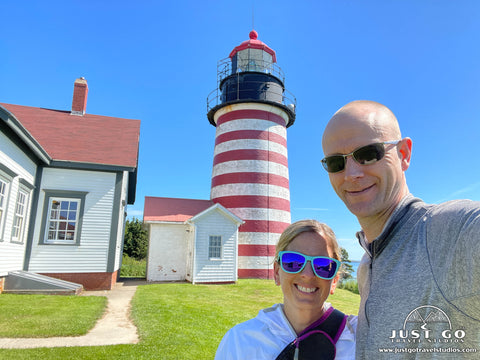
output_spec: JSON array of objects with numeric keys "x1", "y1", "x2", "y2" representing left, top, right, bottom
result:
[
  {"x1": 321, "y1": 140, "x2": 401, "y2": 173},
  {"x1": 278, "y1": 251, "x2": 341, "y2": 280}
]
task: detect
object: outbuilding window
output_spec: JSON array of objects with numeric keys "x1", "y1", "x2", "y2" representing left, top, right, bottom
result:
[{"x1": 209, "y1": 235, "x2": 222, "y2": 259}]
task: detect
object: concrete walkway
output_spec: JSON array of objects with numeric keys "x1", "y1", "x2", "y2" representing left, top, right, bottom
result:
[{"x1": 0, "y1": 280, "x2": 141, "y2": 349}]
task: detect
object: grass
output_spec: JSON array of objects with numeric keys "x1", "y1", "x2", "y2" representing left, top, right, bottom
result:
[
  {"x1": 0, "y1": 295, "x2": 107, "y2": 338},
  {"x1": 120, "y1": 255, "x2": 146, "y2": 278},
  {"x1": 0, "y1": 279, "x2": 360, "y2": 359}
]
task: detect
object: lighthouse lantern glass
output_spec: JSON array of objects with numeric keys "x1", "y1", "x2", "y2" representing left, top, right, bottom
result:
[{"x1": 235, "y1": 48, "x2": 273, "y2": 73}]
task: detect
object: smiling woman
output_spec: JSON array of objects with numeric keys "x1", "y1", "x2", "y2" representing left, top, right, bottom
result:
[{"x1": 214, "y1": 220, "x2": 357, "y2": 360}]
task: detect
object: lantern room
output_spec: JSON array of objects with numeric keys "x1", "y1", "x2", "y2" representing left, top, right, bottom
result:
[
  {"x1": 229, "y1": 30, "x2": 276, "y2": 73},
  {"x1": 207, "y1": 30, "x2": 296, "y2": 127}
]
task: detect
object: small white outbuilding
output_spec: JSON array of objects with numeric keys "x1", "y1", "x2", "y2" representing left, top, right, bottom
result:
[{"x1": 144, "y1": 196, "x2": 243, "y2": 284}]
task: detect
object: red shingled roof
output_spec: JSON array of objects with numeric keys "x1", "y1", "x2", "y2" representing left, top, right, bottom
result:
[
  {"x1": 144, "y1": 197, "x2": 214, "y2": 222},
  {"x1": 1, "y1": 102, "x2": 140, "y2": 168}
]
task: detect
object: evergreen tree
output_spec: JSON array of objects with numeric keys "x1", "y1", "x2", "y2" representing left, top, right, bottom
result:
[
  {"x1": 339, "y1": 247, "x2": 354, "y2": 282},
  {"x1": 123, "y1": 218, "x2": 148, "y2": 260}
]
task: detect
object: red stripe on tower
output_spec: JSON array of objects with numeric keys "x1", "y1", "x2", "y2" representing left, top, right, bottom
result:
[
  {"x1": 239, "y1": 220, "x2": 290, "y2": 234},
  {"x1": 215, "y1": 130, "x2": 287, "y2": 147},
  {"x1": 216, "y1": 109, "x2": 287, "y2": 127},
  {"x1": 213, "y1": 149, "x2": 288, "y2": 167},
  {"x1": 212, "y1": 195, "x2": 290, "y2": 211},
  {"x1": 238, "y1": 268, "x2": 275, "y2": 279},
  {"x1": 238, "y1": 244, "x2": 277, "y2": 256}
]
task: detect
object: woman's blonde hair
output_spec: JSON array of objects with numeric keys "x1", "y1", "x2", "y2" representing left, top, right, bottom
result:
[{"x1": 275, "y1": 220, "x2": 341, "y2": 262}]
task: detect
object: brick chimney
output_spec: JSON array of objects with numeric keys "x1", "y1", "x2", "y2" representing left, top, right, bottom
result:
[{"x1": 71, "y1": 77, "x2": 88, "y2": 116}]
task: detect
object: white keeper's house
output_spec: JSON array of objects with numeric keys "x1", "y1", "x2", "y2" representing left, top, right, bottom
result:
[{"x1": 0, "y1": 78, "x2": 140, "y2": 291}]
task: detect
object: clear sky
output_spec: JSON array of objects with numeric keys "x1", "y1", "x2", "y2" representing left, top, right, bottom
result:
[{"x1": 2, "y1": 1, "x2": 479, "y2": 260}]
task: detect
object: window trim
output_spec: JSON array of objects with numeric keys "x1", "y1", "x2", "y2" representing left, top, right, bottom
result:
[
  {"x1": 0, "y1": 176, "x2": 10, "y2": 242},
  {"x1": 0, "y1": 165, "x2": 16, "y2": 242},
  {"x1": 10, "y1": 183, "x2": 32, "y2": 244},
  {"x1": 0, "y1": 163, "x2": 18, "y2": 179},
  {"x1": 39, "y1": 190, "x2": 87, "y2": 246},
  {"x1": 208, "y1": 235, "x2": 222, "y2": 260}
]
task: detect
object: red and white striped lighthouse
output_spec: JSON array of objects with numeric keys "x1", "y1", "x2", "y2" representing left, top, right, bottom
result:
[{"x1": 207, "y1": 30, "x2": 296, "y2": 279}]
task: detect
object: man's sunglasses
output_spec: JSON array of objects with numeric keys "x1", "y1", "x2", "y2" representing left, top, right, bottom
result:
[
  {"x1": 278, "y1": 251, "x2": 341, "y2": 280},
  {"x1": 321, "y1": 140, "x2": 401, "y2": 173}
]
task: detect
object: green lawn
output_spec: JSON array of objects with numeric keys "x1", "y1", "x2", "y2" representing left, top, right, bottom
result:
[
  {"x1": 0, "y1": 295, "x2": 107, "y2": 338},
  {"x1": 0, "y1": 279, "x2": 360, "y2": 359}
]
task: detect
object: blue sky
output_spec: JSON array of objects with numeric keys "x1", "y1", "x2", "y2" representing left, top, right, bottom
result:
[{"x1": 2, "y1": 1, "x2": 479, "y2": 260}]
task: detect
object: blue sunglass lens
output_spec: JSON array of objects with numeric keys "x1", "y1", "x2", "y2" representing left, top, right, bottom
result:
[
  {"x1": 280, "y1": 252, "x2": 306, "y2": 273},
  {"x1": 312, "y1": 258, "x2": 338, "y2": 279}
]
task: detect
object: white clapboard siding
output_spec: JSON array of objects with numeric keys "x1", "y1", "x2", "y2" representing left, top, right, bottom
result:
[
  {"x1": 0, "y1": 132, "x2": 37, "y2": 177},
  {"x1": 0, "y1": 131, "x2": 37, "y2": 276},
  {"x1": 113, "y1": 171, "x2": 129, "y2": 272},
  {"x1": 28, "y1": 168, "x2": 116, "y2": 272},
  {"x1": 146, "y1": 223, "x2": 188, "y2": 281},
  {"x1": 193, "y1": 209, "x2": 238, "y2": 283}
]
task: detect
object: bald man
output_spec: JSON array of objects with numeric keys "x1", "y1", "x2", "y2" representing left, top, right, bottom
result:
[{"x1": 322, "y1": 101, "x2": 480, "y2": 359}]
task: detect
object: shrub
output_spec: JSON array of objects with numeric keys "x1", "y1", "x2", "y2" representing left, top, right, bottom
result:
[
  {"x1": 338, "y1": 279, "x2": 359, "y2": 294},
  {"x1": 120, "y1": 254, "x2": 146, "y2": 278},
  {"x1": 123, "y1": 218, "x2": 148, "y2": 260}
]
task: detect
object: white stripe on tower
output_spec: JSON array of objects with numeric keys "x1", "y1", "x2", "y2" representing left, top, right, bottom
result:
[
  {"x1": 210, "y1": 103, "x2": 291, "y2": 279},
  {"x1": 212, "y1": 161, "x2": 289, "y2": 179}
]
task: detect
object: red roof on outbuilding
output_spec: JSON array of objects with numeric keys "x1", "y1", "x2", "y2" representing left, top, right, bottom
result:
[
  {"x1": 1, "y1": 102, "x2": 140, "y2": 168},
  {"x1": 144, "y1": 197, "x2": 214, "y2": 222}
]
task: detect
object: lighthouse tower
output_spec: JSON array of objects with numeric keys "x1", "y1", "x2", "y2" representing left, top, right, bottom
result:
[{"x1": 207, "y1": 30, "x2": 296, "y2": 279}]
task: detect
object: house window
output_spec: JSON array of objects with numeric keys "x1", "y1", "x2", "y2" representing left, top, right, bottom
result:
[
  {"x1": 209, "y1": 235, "x2": 222, "y2": 259},
  {"x1": 0, "y1": 165, "x2": 16, "y2": 242},
  {"x1": 0, "y1": 178, "x2": 7, "y2": 237},
  {"x1": 11, "y1": 189, "x2": 29, "y2": 243},
  {"x1": 45, "y1": 198, "x2": 81, "y2": 244},
  {"x1": 40, "y1": 190, "x2": 87, "y2": 246}
]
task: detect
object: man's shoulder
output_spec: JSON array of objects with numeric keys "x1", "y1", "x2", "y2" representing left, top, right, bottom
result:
[
  {"x1": 424, "y1": 200, "x2": 480, "y2": 322},
  {"x1": 401, "y1": 195, "x2": 480, "y2": 222},
  {"x1": 425, "y1": 199, "x2": 480, "y2": 229},
  {"x1": 429, "y1": 198, "x2": 480, "y2": 214}
]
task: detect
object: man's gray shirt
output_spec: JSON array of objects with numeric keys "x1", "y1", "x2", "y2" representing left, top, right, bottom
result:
[{"x1": 356, "y1": 194, "x2": 480, "y2": 359}]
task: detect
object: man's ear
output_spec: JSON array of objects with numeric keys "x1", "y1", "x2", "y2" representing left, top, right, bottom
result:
[{"x1": 398, "y1": 137, "x2": 412, "y2": 171}]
